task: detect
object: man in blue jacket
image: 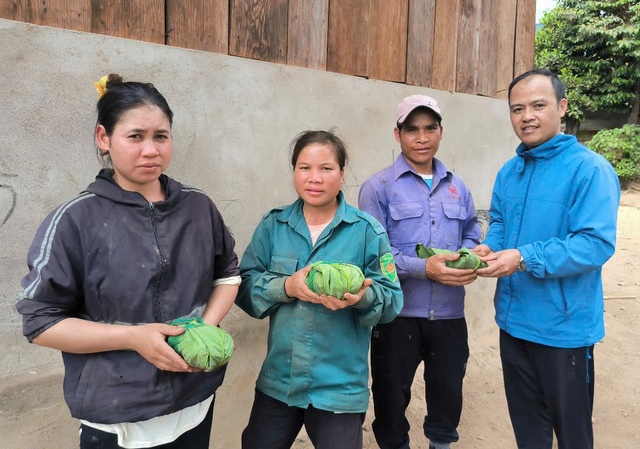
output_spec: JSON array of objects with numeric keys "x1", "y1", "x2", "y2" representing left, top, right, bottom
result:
[
  {"x1": 359, "y1": 95, "x2": 482, "y2": 449},
  {"x1": 474, "y1": 69, "x2": 619, "y2": 449}
]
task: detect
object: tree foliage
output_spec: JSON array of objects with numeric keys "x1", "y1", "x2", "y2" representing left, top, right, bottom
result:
[
  {"x1": 535, "y1": 0, "x2": 640, "y2": 133},
  {"x1": 587, "y1": 125, "x2": 640, "y2": 182}
]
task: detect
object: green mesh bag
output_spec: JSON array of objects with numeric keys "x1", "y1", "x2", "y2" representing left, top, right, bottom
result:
[
  {"x1": 415, "y1": 244, "x2": 488, "y2": 271},
  {"x1": 305, "y1": 261, "x2": 365, "y2": 300},
  {"x1": 167, "y1": 316, "x2": 234, "y2": 370}
]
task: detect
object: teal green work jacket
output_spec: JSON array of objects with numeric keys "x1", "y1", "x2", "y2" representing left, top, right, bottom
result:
[{"x1": 236, "y1": 192, "x2": 403, "y2": 413}]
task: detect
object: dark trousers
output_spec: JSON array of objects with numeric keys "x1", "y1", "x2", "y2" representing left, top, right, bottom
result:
[
  {"x1": 370, "y1": 317, "x2": 469, "y2": 449},
  {"x1": 241, "y1": 388, "x2": 365, "y2": 449},
  {"x1": 500, "y1": 330, "x2": 595, "y2": 449},
  {"x1": 78, "y1": 398, "x2": 215, "y2": 449}
]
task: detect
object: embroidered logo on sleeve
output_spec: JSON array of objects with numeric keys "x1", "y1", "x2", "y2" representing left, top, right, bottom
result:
[{"x1": 380, "y1": 253, "x2": 398, "y2": 282}]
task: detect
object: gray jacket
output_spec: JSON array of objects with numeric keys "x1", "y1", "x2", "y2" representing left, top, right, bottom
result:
[{"x1": 17, "y1": 170, "x2": 239, "y2": 424}]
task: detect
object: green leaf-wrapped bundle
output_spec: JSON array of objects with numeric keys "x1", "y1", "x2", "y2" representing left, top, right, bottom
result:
[
  {"x1": 305, "y1": 262, "x2": 365, "y2": 300},
  {"x1": 167, "y1": 316, "x2": 234, "y2": 370},
  {"x1": 415, "y1": 244, "x2": 488, "y2": 271}
]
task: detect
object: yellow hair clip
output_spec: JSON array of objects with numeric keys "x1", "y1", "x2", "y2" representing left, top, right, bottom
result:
[{"x1": 94, "y1": 75, "x2": 110, "y2": 100}]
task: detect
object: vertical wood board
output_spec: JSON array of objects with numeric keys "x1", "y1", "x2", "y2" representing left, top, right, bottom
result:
[
  {"x1": 406, "y1": 0, "x2": 437, "y2": 87},
  {"x1": 327, "y1": 0, "x2": 370, "y2": 77},
  {"x1": 431, "y1": 0, "x2": 460, "y2": 91},
  {"x1": 496, "y1": 0, "x2": 517, "y2": 98},
  {"x1": 90, "y1": 0, "x2": 164, "y2": 44},
  {"x1": 230, "y1": 0, "x2": 288, "y2": 63},
  {"x1": 166, "y1": 0, "x2": 228, "y2": 53},
  {"x1": 514, "y1": 0, "x2": 535, "y2": 78},
  {"x1": 456, "y1": 0, "x2": 481, "y2": 95},
  {"x1": 477, "y1": 0, "x2": 499, "y2": 97},
  {"x1": 366, "y1": 0, "x2": 409, "y2": 82},
  {"x1": 287, "y1": 0, "x2": 329, "y2": 70}
]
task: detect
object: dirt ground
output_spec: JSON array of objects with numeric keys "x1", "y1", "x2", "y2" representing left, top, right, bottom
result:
[{"x1": 2, "y1": 190, "x2": 639, "y2": 449}]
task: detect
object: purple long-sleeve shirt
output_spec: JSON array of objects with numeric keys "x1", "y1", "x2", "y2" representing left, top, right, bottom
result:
[{"x1": 358, "y1": 155, "x2": 481, "y2": 319}]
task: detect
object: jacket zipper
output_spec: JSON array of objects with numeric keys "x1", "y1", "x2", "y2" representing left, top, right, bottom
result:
[
  {"x1": 149, "y1": 203, "x2": 167, "y2": 322},
  {"x1": 149, "y1": 203, "x2": 176, "y2": 410},
  {"x1": 514, "y1": 161, "x2": 535, "y2": 248},
  {"x1": 505, "y1": 160, "x2": 536, "y2": 325}
]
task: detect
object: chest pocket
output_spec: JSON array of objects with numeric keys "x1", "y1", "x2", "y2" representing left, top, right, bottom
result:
[
  {"x1": 269, "y1": 255, "x2": 299, "y2": 276},
  {"x1": 388, "y1": 201, "x2": 425, "y2": 246},
  {"x1": 442, "y1": 202, "x2": 467, "y2": 246}
]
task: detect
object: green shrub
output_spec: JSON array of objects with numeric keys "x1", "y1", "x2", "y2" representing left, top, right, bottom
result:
[{"x1": 587, "y1": 125, "x2": 640, "y2": 182}]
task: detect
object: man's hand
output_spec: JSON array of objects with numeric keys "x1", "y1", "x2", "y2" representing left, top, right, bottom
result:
[
  {"x1": 426, "y1": 253, "x2": 477, "y2": 286},
  {"x1": 471, "y1": 244, "x2": 493, "y2": 258},
  {"x1": 476, "y1": 248, "x2": 521, "y2": 278}
]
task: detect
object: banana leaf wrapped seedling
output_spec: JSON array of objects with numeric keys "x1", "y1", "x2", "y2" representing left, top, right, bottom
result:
[
  {"x1": 415, "y1": 244, "x2": 488, "y2": 271},
  {"x1": 167, "y1": 316, "x2": 234, "y2": 370},
  {"x1": 305, "y1": 262, "x2": 365, "y2": 300}
]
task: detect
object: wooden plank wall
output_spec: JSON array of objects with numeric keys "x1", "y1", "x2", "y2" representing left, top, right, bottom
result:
[
  {"x1": 406, "y1": 0, "x2": 437, "y2": 88},
  {"x1": 166, "y1": 0, "x2": 228, "y2": 54},
  {"x1": 0, "y1": 0, "x2": 536, "y2": 99},
  {"x1": 326, "y1": 0, "x2": 369, "y2": 77},
  {"x1": 431, "y1": 0, "x2": 461, "y2": 92},
  {"x1": 287, "y1": 0, "x2": 328, "y2": 70}
]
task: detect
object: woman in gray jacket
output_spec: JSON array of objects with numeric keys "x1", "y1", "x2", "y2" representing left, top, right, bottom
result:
[{"x1": 17, "y1": 74, "x2": 240, "y2": 449}]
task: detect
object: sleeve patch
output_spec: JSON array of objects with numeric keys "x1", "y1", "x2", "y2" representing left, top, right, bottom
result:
[{"x1": 380, "y1": 252, "x2": 398, "y2": 282}]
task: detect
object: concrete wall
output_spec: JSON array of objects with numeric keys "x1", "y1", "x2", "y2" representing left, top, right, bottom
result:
[{"x1": 0, "y1": 19, "x2": 519, "y2": 448}]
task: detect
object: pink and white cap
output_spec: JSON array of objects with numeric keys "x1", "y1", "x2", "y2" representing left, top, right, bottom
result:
[{"x1": 396, "y1": 94, "x2": 442, "y2": 124}]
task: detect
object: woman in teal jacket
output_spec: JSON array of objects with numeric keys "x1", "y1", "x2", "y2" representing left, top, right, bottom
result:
[{"x1": 236, "y1": 130, "x2": 403, "y2": 449}]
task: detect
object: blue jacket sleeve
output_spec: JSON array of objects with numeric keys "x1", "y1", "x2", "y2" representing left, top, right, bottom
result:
[{"x1": 518, "y1": 161, "x2": 619, "y2": 278}]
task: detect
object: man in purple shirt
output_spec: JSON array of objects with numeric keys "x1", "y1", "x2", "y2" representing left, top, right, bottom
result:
[{"x1": 358, "y1": 95, "x2": 482, "y2": 449}]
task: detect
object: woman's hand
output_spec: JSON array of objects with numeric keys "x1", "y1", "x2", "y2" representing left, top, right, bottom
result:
[
  {"x1": 328, "y1": 278, "x2": 373, "y2": 310},
  {"x1": 284, "y1": 266, "x2": 319, "y2": 303},
  {"x1": 129, "y1": 323, "x2": 195, "y2": 373},
  {"x1": 31, "y1": 318, "x2": 199, "y2": 373},
  {"x1": 285, "y1": 267, "x2": 373, "y2": 311}
]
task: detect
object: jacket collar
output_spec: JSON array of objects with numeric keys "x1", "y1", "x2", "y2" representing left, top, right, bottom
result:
[
  {"x1": 276, "y1": 191, "x2": 358, "y2": 226},
  {"x1": 514, "y1": 133, "x2": 577, "y2": 173},
  {"x1": 85, "y1": 169, "x2": 180, "y2": 205},
  {"x1": 392, "y1": 154, "x2": 451, "y2": 184},
  {"x1": 515, "y1": 133, "x2": 576, "y2": 160}
]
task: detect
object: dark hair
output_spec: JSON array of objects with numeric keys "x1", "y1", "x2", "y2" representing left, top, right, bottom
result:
[
  {"x1": 290, "y1": 130, "x2": 348, "y2": 171},
  {"x1": 508, "y1": 68, "x2": 566, "y2": 103},
  {"x1": 396, "y1": 107, "x2": 442, "y2": 131},
  {"x1": 95, "y1": 74, "x2": 174, "y2": 166}
]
